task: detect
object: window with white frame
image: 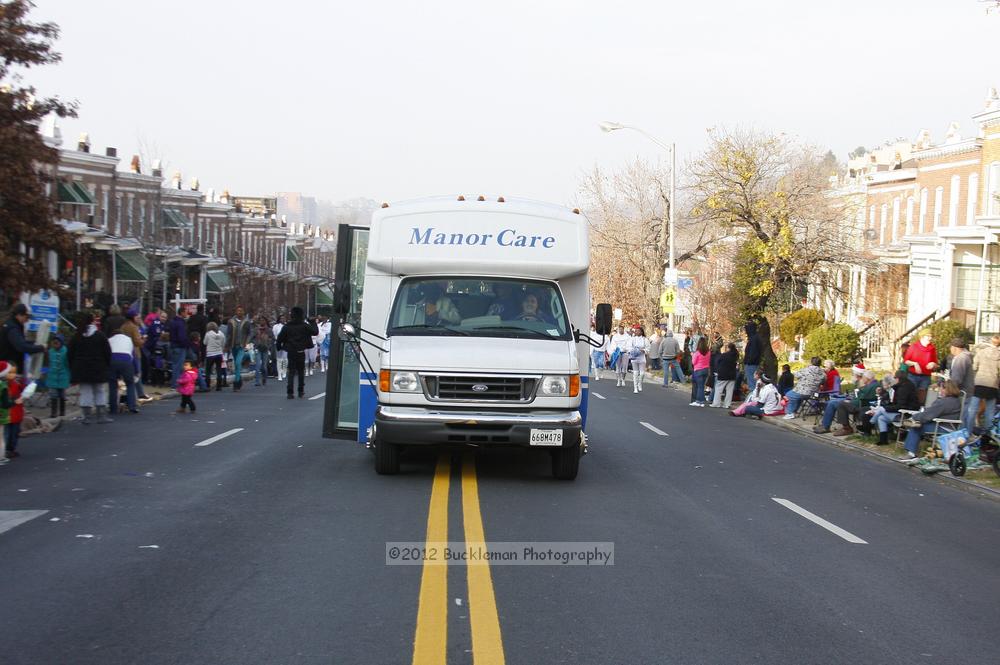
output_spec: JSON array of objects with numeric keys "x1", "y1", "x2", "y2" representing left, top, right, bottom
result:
[
  {"x1": 989, "y1": 162, "x2": 1000, "y2": 217},
  {"x1": 949, "y1": 175, "x2": 960, "y2": 226},
  {"x1": 934, "y1": 187, "x2": 944, "y2": 227},
  {"x1": 892, "y1": 197, "x2": 900, "y2": 243},
  {"x1": 906, "y1": 196, "x2": 915, "y2": 236},
  {"x1": 919, "y1": 187, "x2": 928, "y2": 232},
  {"x1": 954, "y1": 264, "x2": 1000, "y2": 309},
  {"x1": 880, "y1": 203, "x2": 888, "y2": 244},
  {"x1": 102, "y1": 191, "x2": 109, "y2": 228},
  {"x1": 967, "y1": 173, "x2": 978, "y2": 224}
]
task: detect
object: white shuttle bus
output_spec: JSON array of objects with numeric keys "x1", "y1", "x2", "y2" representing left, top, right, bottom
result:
[{"x1": 342, "y1": 196, "x2": 611, "y2": 480}]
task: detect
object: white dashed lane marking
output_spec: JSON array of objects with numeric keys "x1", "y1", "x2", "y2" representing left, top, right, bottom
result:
[
  {"x1": 308, "y1": 392, "x2": 326, "y2": 401},
  {"x1": 592, "y1": 392, "x2": 606, "y2": 400},
  {"x1": 0, "y1": 510, "x2": 49, "y2": 535},
  {"x1": 194, "y1": 428, "x2": 245, "y2": 447},
  {"x1": 639, "y1": 422, "x2": 669, "y2": 436},
  {"x1": 772, "y1": 498, "x2": 868, "y2": 544}
]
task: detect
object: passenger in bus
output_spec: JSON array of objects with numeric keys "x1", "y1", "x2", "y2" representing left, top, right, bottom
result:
[{"x1": 486, "y1": 283, "x2": 520, "y2": 319}]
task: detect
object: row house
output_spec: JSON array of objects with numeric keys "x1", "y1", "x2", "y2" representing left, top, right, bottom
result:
[
  {"x1": 44, "y1": 125, "x2": 336, "y2": 317},
  {"x1": 821, "y1": 87, "x2": 1000, "y2": 361}
]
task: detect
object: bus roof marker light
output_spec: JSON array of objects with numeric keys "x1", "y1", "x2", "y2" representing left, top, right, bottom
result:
[{"x1": 457, "y1": 195, "x2": 466, "y2": 201}]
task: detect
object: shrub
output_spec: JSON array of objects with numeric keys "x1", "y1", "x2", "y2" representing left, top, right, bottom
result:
[
  {"x1": 779, "y1": 308, "x2": 825, "y2": 346},
  {"x1": 910, "y1": 319, "x2": 974, "y2": 363},
  {"x1": 805, "y1": 323, "x2": 860, "y2": 365}
]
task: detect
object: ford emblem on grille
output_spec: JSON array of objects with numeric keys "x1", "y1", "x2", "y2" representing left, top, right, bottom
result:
[{"x1": 472, "y1": 383, "x2": 489, "y2": 393}]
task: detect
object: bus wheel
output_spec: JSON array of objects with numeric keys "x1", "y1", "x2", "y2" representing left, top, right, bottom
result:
[
  {"x1": 551, "y1": 445, "x2": 580, "y2": 480},
  {"x1": 374, "y1": 438, "x2": 400, "y2": 475}
]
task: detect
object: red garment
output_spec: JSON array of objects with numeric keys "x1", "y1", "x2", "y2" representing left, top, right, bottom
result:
[
  {"x1": 903, "y1": 341, "x2": 937, "y2": 375},
  {"x1": 824, "y1": 369, "x2": 840, "y2": 392},
  {"x1": 177, "y1": 368, "x2": 197, "y2": 396},
  {"x1": 7, "y1": 378, "x2": 24, "y2": 424}
]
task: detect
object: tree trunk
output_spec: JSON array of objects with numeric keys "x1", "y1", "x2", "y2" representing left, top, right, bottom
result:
[{"x1": 755, "y1": 316, "x2": 778, "y2": 381}]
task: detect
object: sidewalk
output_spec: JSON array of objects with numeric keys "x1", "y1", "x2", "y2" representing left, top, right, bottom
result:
[{"x1": 641, "y1": 369, "x2": 1000, "y2": 501}]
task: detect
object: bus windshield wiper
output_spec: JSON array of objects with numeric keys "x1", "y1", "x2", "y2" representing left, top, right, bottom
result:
[
  {"x1": 472, "y1": 325, "x2": 557, "y2": 339},
  {"x1": 391, "y1": 324, "x2": 469, "y2": 336}
]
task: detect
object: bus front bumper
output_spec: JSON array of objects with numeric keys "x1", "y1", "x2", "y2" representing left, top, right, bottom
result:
[{"x1": 374, "y1": 405, "x2": 582, "y2": 449}]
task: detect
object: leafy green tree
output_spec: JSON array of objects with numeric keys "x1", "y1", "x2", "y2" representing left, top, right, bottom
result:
[
  {"x1": 779, "y1": 308, "x2": 825, "y2": 346},
  {"x1": 806, "y1": 323, "x2": 860, "y2": 365},
  {"x1": 0, "y1": 0, "x2": 76, "y2": 300}
]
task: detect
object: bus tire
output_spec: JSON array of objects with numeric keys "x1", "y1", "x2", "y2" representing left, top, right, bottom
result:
[
  {"x1": 551, "y1": 445, "x2": 580, "y2": 480},
  {"x1": 374, "y1": 439, "x2": 400, "y2": 475}
]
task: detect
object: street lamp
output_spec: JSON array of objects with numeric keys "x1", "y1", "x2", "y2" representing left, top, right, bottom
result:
[{"x1": 600, "y1": 121, "x2": 677, "y2": 330}]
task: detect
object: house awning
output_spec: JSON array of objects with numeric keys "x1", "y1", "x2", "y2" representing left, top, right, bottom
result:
[
  {"x1": 162, "y1": 208, "x2": 192, "y2": 229},
  {"x1": 316, "y1": 285, "x2": 333, "y2": 305},
  {"x1": 115, "y1": 250, "x2": 149, "y2": 282},
  {"x1": 58, "y1": 182, "x2": 87, "y2": 204},
  {"x1": 286, "y1": 246, "x2": 302, "y2": 262},
  {"x1": 206, "y1": 270, "x2": 232, "y2": 293},
  {"x1": 71, "y1": 182, "x2": 96, "y2": 204}
]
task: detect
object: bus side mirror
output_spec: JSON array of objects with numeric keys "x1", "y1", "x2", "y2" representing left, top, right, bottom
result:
[{"x1": 594, "y1": 304, "x2": 613, "y2": 336}]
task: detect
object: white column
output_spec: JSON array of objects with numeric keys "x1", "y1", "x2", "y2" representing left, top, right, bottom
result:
[
  {"x1": 111, "y1": 247, "x2": 118, "y2": 305},
  {"x1": 939, "y1": 242, "x2": 955, "y2": 318},
  {"x1": 967, "y1": 173, "x2": 979, "y2": 225},
  {"x1": 892, "y1": 197, "x2": 900, "y2": 243},
  {"x1": 199, "y1": 265, "x2": 207, "y2": 301}
]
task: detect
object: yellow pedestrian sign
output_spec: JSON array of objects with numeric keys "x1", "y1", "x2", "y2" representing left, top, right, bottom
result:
[{"x1": 660, "y1": 288, "x2": 676, "y2": 314}]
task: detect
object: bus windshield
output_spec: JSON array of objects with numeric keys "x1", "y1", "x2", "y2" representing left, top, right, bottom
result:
[{"x1": 387, "y1": 277, "x2": 572, "y2": 340}]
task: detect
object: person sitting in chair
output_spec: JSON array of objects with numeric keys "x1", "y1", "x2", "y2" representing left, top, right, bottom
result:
[{"x1": 898, "y1": 379, "x2": 962, "y2": 460}]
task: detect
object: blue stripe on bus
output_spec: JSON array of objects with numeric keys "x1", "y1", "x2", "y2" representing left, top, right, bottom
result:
[{"x1": 580, "y1": 385, "x2": 590, "y2": 430}]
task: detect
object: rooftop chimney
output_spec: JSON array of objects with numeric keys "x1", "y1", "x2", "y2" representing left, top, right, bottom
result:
[
  {"x1": 77, "y1": 132, "x2": 90, "y2": 153},
  {"x1": 151, "y1": 159, "x2": 162, "y2": 178},
  {"x1": 130, "y1": 155, "x2": 141, "y2": 173},
  {"x1": 190, "y1": 176, "x2": 200, "y2": 191},
  {"x1": 105, "y1": 147, "x2": 117, "y2": 158},
  {"x1": 171, "y1": 170, "x2": 182, "y2": 190}
]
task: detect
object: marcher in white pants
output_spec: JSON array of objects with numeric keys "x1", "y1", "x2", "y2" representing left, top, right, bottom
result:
[
  {"x1": 272, "y1": 316, "x2": 287, "y2": 381},
  {"x1": 608, "y1": 326, "x2": 630, "y2": 387},
  {"x1": 628, "y1": 327, "x2": 650, "y2": 393},
  {"x1": 590, "y1": 326, "x2": 608, "y2": 381}
]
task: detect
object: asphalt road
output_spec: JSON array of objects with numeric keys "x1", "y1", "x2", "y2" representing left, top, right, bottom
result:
[{"x1": 1, "y1": 373, "x2": 998, "y2": 665}]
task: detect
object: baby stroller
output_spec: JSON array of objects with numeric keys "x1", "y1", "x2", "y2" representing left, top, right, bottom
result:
[{"x1": 945, "y1": 407, "x2": 1000, "y2": 478}]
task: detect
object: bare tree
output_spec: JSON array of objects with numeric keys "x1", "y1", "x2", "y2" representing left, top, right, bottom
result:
[{"x1": 580, "y1": 159, "x2": 723, "y2": 328}]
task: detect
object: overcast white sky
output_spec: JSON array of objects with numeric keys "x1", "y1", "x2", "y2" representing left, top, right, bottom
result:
[{"x1": 28, "y1": 0, "x2": 1000, "y2": 207}]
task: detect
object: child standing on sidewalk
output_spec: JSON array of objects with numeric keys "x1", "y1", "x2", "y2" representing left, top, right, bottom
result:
[
  {"x1": 47, "y1": 336, "x2": 71, "y2": 418},
  {"x1": 3, "y1": 361, "x2": 26, "y2": 459},
  {"x1": 176, "y1": 360, "x2": 198, "y2": 414}
]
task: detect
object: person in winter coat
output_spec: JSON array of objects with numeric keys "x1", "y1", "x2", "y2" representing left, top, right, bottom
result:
[
  {"x1": 659, "y1": 330, "x2": 684, "y2": 386},
  {"x1": 276, "y1": 306, "x2": 318, "y2": 398},
  {"x1": 68, "y1": 312, "x2": 113, "y2": 425},
  {"x1": 176, "y1": 360, "x2": 198, "y2": 414},
  {"x1": 254, "y1": 317, "x2": 273, "y2": 387},
  {"x1": 689, "y1": 337, "x2": 711, "y2": 407},
  {"x1": 47, "y1": 336, "x2": 70, "y2": 418},
  {"x1": 4, "y1": 362, "x2": 26, "y2": 458},
  {"x1": 166, "y1": 308, "x2": 190, "y2": 390},
  {"x1": 868, "y1": 370, "x2": 920, "y2": 445},
  {"x1": 741, "y1": 374, "x2": 783, "y2": 418},
  {"x1": 900, "y1": 380, "x2": 963, "y2": 459},
  {"x1": 272, "y1": 315, "x2": 288, "y2": 382},
  {"x1": 822, "y1": 359, "x2": 841, "y2": 393},
  {"x1": 0, "y1": 361, "x2": 12, "y2": 464},
  {"x1": 742, "y1": 320, "x2": 762, "y2": 392},
  {"x1": 203, "y1": 322, "x2": 226, "y2": 390},
  {"x1": 777, "y1": 364, "x2": 794, "y2": 396},
  {"x1": 781, "y1": 357, "x2": 827, "y2": 419},
  {"x1": 0, "y1": 303, "x2": 45, "y2": 367},
  {"x1": 968, "y1": 335, "x2": 1000, "y2": 433},
  {"x1": 813, "y1": 369, "x2": 878, "y2": 436},
  {"x1": 107, "y1": 330, "x2": 138, "y2": 415},
  {"x1": 711, "y1": 342, "x2": 740, "y2": 408},
  {"x1": 903, "y1": 328, "x2": 938, "y2": 404},
  {"x1": 224, "y1": 306, "x2": 254, "y2": 391}
]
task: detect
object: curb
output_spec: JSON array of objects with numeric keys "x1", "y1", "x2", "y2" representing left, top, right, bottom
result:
[
  {"x1": 640, "y1": 371, "x2": 1000, "y2": 502},
  {"x1": 761, "y1": 413, "x2": 1000, "y2": 502}
]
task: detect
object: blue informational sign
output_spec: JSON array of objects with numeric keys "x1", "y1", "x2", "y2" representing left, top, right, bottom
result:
[
  {"x1": 677, "y1": 278, "x2": 694, "y2": 289},
  {"x1": 24, "y1": 290, "x2": 60, "y2": 333}
]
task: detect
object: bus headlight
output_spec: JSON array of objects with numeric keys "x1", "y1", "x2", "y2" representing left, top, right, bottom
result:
[
  {"x1": 390, "y1": 371, "x2": 421, "y2": 393},
  {"x1": 541, "y1": 375, "x2": 568, "y2": 396}
]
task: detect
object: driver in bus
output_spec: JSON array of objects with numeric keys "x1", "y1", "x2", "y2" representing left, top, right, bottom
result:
[
  {"x1": 420, "y1": 282, "x2": 461, "y2": 325},
  {"x1": 512, "y1": 292, "x2": 554, "y2": 324}
]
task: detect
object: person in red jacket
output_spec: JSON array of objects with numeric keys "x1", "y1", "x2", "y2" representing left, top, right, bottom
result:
[
  {"x1": 175, "y1": 360, "x2": 198, "y2": 414},
  {"x1": 902, "y1": 328, "x2": 938, "y2": 404},
  {"x1": 5, "y1": 361, "x2": 25, "y2": 458}
]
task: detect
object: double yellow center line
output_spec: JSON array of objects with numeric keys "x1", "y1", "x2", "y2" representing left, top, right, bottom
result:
[{"x1": 411, "y1": 454, "x2": 505, "y2": 665}]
